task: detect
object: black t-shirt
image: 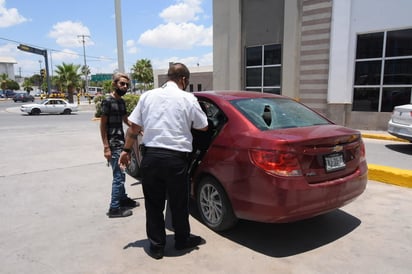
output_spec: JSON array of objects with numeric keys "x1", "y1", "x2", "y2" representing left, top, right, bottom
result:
[{"x1": 101, "y1": 96, "x2": 127, "y2": 149}]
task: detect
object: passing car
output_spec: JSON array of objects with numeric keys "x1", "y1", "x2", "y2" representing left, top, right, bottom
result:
[
  {"x1": 388, "y1": 104, "x2": 412, "y2": 142},
  {"x1": 127, "y1": 91, "x2": 368, "y2": 231},
  {"x1": 20, "y1": 98, "x2": 78, "y2": 115},
  {"x1": 13, "y1": 93, "x2": 35, "y2": 102}
]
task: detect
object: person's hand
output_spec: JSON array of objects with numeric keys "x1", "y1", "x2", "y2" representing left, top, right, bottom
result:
[
  {"x1": 118, "y1": 151, "x2": 130, "y2": 170},
  {"x1": 104, "y1": 147, "x2": 111, "y2": 161}
]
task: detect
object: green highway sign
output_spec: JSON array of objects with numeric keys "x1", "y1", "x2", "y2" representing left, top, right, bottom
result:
[{"x1": 91, "y1": 74, "x2": 112, "y2": 82}]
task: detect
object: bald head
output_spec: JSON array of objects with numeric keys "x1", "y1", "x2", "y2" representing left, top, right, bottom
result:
[{"x1": 167, "y1": 63, "x2": 190, "y2": 82}]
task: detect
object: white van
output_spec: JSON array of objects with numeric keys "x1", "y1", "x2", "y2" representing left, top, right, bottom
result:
[{"x1": 87, "y1": 86, "x2": 102, "y2": 99}]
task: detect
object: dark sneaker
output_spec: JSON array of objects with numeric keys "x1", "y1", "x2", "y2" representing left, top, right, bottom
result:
[
  {"x1": 175, "y1": 235, "x2": 205, "y2": 250},
  {"x1": 149, "y1": 244, "x2": 164, "y2": 260},
  {"x1": 120, "y1": 197, "x2": 140, "y2": 208},
  {"x1": 106, "y1": 207, "x2": 133, "y2": 218}
]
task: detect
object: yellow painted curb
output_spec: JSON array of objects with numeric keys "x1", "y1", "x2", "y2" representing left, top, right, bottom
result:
[
  {"x1": 368, "y1": 164, "x2": 412, "y2": 188},
  {"x1": 362, "y1": 133, "x2": 408, "y2": 142}
]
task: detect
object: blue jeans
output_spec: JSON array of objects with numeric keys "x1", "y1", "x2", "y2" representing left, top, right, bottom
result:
[{"x1": 110, "y1": 148, "x2": 128, "y2": 208}]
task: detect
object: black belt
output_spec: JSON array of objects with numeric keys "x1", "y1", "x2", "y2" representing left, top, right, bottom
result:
[{"x1": 144, "y1": 147, "x2": 189, "y2": 159}]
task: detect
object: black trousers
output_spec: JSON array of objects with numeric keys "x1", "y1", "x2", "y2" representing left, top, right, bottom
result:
[{"x1": 140, "y1": 148, "x2": 190, "y2": 248}]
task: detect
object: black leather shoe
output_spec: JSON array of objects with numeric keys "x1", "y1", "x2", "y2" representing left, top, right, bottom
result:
[
  {"x1": 106, "y1": 207, "x2": 133, "y2": 218},
  {"x1": 175, "y1": 235, "x2": 205, "y2": 250},
  {"x1": 119, "y1": 197, "x2": 140, "y2": 208},
  {"x1": 149, "y1": 244, "x2": 164, "y2": 260}
]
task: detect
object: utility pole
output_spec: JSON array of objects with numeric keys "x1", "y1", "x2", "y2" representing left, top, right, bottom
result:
[
  {"x1": 114, "y1": 0, "x2": 125, "y2": 73},
  {"x1": 78, "y1": 34, "x2": 90, "y2": 96}
]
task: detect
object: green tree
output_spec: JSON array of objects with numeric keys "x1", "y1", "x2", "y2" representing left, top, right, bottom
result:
[
  {"x1": 0, "y1": 73, "x2": 7, "y2": 91},
  {"x1": 0, "y1": 74, "x2": 20, "y2": 91},
  {"x1": 54, "y1": 63, "x2": 82, "y2": 103},
  {"x1": 102, "y1": 80, "x2": 112, "y2": 93},
  {"x1": 131, "y1": 59, "x2": 154, "y2": 91},
  {"x1": 81, "y1": 65, "x2": 91, "y2": 93},
  {"x1": 22, "y1": 78, "x2": 34, "y2": 93}
]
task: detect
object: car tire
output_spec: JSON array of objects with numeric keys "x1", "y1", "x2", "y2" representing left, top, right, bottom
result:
[
  {"x1": 63, "y1": 109, "x2": 72, "y2": 115},
  {"x1": 126, "y1": 148, "x2": 141, "y2": 179},
  {"x1": 31, "y1": 108, "x2": 41, "y2": 115},
  {"x1": 196, "y1": 176, "x2": 237, "y2": 231}
]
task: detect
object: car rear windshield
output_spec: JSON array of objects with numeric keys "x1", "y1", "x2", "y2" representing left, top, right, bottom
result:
[{"x1": 231, "y1": 97, "x2": 331, "y2": 130}]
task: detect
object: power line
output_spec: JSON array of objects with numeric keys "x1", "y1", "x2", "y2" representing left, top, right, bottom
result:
[{"x1": 0, "y1": 36, "x2": 116, "y2": 62}]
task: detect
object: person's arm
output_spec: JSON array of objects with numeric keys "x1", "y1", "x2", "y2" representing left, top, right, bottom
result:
[
  {"x1": 100, "y1": 115, "x2": 111, "y2": 161},
  {"x1": 118, "y1": 123, "x2": 143, "y2": 168},
  {"x1": 123, "y1": 114, "x2": 132, "y2": 127}
]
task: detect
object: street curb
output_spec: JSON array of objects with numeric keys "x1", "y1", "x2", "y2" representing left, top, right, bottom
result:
[
  {"x1": 361, "y1": 133, "x2": 412, "y2": 188},
  {"x1": 361, "y1": 133, "x2": 408, "y2": 142},
  {"x1": 368, "y1": 164, "x2": 412, "y2": 188}
]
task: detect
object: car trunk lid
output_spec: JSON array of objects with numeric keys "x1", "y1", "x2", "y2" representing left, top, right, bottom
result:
[{"x1": 263, "y1": 125, "x2": 364, "y2": 184}]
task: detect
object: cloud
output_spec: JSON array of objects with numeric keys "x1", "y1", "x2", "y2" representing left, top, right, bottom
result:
[
  {"x1": 51, "y1": 49, "x2": 79, "y2": 62},
  {"x1": 48, "y1": 21, "x2": 94, "y2": 48},
  {"x1": 160, "y1": 0, "x2": 203, "y2": 24},
  {"x1": 151, "y1": 51, "x2": 212, "y2": 69},
  {"x1": 138, "y1": 22, "x2": 212, "y2": 50},
  {"x1": 137, "y1": 0, "x2": 211, "y2": 50},
  {"x1": 0, "y1": 42, "x2": 16, "y2": 56},
  {"x1": 126, "y1": 39, "x2": 139, "y2": 54},
  {"x1": 0, "y1": 0, "x2": 29, "y2": 28}
]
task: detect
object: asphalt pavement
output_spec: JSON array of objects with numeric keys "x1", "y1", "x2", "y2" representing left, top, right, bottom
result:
[
  {"x1": 360, "y1": 130, "x2": 412, "y2": 188},
  {"x1": 1, "y1": 100, "x2": 411, "y2": 273}
]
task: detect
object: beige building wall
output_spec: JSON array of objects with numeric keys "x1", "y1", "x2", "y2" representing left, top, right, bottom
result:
[{"x1": 213, "y1": 0, "x2": 242, "y2": 90}]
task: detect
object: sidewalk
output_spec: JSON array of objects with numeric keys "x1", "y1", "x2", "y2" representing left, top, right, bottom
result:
[{"x1": 361, "y1": 130, "x2": 412, "y2": 188}]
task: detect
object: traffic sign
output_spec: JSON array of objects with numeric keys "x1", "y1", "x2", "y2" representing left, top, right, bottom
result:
[{"x1": 17, "y1": 44, "x2": 46, "y2": 56}]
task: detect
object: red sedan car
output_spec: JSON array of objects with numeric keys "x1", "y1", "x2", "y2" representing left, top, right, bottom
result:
[{"x1": 127, "y1": 91, "x2": 368, "y2": 231}]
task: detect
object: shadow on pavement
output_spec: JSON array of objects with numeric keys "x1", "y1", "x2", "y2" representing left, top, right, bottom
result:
[
  {"x1": 191, "y1": 205, "x2": 361, "y2": 258},
  {"x1": 385, "y1": 143, "x2": 412, "y2": 155}
]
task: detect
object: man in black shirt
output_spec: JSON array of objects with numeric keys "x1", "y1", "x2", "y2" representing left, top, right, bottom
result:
[{"x1": 100, "y1": 72, "x2": 139, "y2": 218}]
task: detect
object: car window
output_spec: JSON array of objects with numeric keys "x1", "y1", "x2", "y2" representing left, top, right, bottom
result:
[
  {"x1": 231, "y1": 98, "x2": 331, "y2": 130},
  {"x1": 198, "y1": 99, "x2": 227, "y2": 130}
]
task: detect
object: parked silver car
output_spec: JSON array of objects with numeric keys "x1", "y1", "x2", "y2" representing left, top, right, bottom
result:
[{"x1": 388, "y1": 104, "x2": 412, "y2": 142}]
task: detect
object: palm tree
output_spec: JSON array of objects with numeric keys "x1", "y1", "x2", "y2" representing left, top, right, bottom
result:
[
  {"x1": 54, "y1": 63, "x2": 82, "y2": 103},
  {"x1": 22, "y1": 78, "x2": 33, "y2": 93},
  {"x1": 81, "y1": 65, "x2": 91, "y2": 95},
  {"x1": 131, "y1": 59, "x2": 154, "y2": 91}
]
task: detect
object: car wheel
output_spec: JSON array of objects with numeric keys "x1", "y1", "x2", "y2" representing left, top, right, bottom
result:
[
  {"x1": 63, "y1": 109, "x2": 72, "y2": 115},
  {"x1": 196, "y1": 176, "x2": 237, "y2": 231},
  {"x1": 31, "y1": 108, "x2": 41, "y2": 115},
  {"x1": 126, "y1": 148, "x2": 141, "y2": 179}
]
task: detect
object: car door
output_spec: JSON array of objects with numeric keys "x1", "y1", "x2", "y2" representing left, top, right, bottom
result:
[
  {"x1": 44, "y1": 100, "x2": 59, "y2": 114},
  {"x1": 54, "y1": 100, "x2": 66, "y2": 113}
]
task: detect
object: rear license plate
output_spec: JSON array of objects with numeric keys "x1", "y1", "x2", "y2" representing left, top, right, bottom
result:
[{"x1": 324, "y1": 153, "x2": 346, "y2": 172}]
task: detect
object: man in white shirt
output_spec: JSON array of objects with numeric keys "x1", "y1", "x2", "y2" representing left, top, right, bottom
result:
[{"x1": 119, "y1": 63, "x2": 208, "y2": 259}]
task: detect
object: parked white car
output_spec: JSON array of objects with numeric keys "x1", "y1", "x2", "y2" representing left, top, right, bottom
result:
[
  {"x1": 20, "y1": 98, "x2": 78, "y2": 115},
  {"x1": 388, "y1": 104, "x2": 412, "y2": 142}
]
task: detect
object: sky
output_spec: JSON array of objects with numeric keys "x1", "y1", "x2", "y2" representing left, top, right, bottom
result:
[{"x1": 0, "y1": 0, "x2": 213, "y2": 77}]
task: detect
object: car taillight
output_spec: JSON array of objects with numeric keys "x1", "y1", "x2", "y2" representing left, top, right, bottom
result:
[
  {"x1": 360, "y1": 139, "x2": 366, "y2": 162},
  {"x1": 249, "y1": 149, "x2": 302, "y2": 176}
]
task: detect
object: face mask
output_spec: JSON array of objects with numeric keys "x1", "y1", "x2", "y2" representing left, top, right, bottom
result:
[{"x1": 115, "y1": 88, "x2": 126, "y2": 96}]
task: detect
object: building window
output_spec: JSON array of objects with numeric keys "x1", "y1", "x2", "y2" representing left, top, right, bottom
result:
[
  {"x1": 197, "y1": 84, "x2": 202, "y2": 91},
  {"x1": 353, "y1": 29, "x2": 412, "y2": 112},
  {"x1": 245, "y1": 44, "x2": 281, "y2": 94}
]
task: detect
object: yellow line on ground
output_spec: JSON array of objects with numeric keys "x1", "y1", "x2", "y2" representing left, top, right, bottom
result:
[
  {"x1": 362, "y1": 133, "x2": 408, "y2": 142},
  {"x1": 368, "y1": 164, "x2": 412, "y2": 188}
]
